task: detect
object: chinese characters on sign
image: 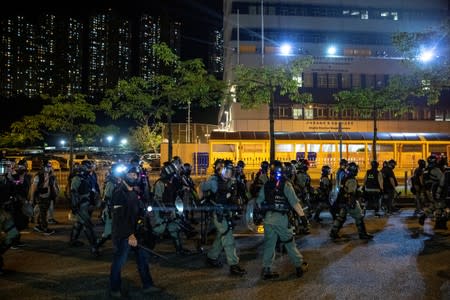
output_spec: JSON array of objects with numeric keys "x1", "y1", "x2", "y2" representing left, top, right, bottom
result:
[{"x1": 304, "y1": 121, "x2": 354, "y2": 131}]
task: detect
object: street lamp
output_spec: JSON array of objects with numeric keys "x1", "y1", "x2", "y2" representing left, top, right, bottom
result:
[
  {"x1": 280, "y1": 43, "x2": 292, "y2": 56},
  {"x1": 106, "y1": 135, "x2": 113, "y2": 143},
  {"x1": 60, "y1": 140, "x2": 66, "y2": 147},
  {"x1": 327, "y1": 46, "x2": 337, "y2": 56},
  {"x1": 120, "y1": 138, "x2": 128, "y2": 146},
  {"x1": 419, "y1": 49, "x2": 435, "y2": 63}
]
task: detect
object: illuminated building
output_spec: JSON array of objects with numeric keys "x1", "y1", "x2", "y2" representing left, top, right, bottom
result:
[{"x1": 214, "y1": 0, "x2": 450, "y2": 170}]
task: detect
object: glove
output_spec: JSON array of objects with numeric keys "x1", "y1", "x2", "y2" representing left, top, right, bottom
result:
[{"x1": 299, "y1": 215, "x2": 309, "y2": 228}]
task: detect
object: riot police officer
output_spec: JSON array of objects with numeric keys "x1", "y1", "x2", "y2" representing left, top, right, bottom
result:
[
  {"x1": 419, "y1": 155, "x2": 447, "y2": 229},
  {"x1": 256, "y1": 160, "x2": 308, "y2": 279},
  {"x1": 152, "y1": 162, "x2": 191, "y2": 255},
  {"x1": 201, "y1": 160, "x2": 246, "y2": 276},
  {"x1": 0, "y1": 160, "x2": 19, "y2": 274},
  {"x1": 363, "y1": 160, "x2": 384, "y2": 216},
  {"x1": 295, "y1": 159, "x2": 313, "y2": 218},
  {"x1": 330, "y1": 162, "x2": 374, "y2": 240},
  {"x1": 411, "y1": 159, "x2": 426, "y2": 215},
  {"x1": 382, "y1": 159, "x2": 399, "y2": 213},
  {"x1": 330, "y1": 159, "x2": 349, "y2": 220},
  {"x1": 69, "y1": 160, "x2": 99, "y2": 256},
  {"x1": 314, "y1": 165, "x2": 333, "y2": 222},
  {"x1": 250, "y1": 161, "x2": 270, "y2": 198}
]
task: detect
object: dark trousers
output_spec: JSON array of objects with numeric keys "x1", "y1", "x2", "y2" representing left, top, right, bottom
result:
[{"x1": 38, "y1": 197, "x2": 50, "y2": 230}]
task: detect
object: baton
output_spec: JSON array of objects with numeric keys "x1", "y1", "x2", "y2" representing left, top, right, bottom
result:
[{"x1": 137, "y1": 244, "x2": 169, "y2": 261}]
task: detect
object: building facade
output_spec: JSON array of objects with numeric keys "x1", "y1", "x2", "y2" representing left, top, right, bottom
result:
[{"x1": 215, "y1": 0, "x2": 449, "y2": 170}]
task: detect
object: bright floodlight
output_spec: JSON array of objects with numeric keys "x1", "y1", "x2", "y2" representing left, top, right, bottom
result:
[
  {"x1": 327, "y1": 46, "x2": 337, "y2": 55},
  {"x1": 419, "y1": 49, "x2": 434, "y2": 62},
  {"x1": 280, "y1": 43, "x2": 292, "y2": 56},
  {"x1": 106, "y1": 135, "x2": 113, "y2": 143},
  {"x1": 120, "y1": 138, "x2": 128, "y2": 145},
  {"x1": 60, "y1": 140, "x2": 66, "y2": 146}
]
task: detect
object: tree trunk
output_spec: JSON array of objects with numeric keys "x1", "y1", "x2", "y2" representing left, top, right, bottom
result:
[
  {"x1": 372, "y1": 104, "x2": 377, "y2": 161},
  {"x1": 269, "y1": 93, "x2": 275, "y2": 162},
  {"x1": 167, "y1": 98, "x2": 173, "y2": 161}
]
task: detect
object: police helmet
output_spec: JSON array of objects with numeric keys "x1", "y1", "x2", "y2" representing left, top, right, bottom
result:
[
  {"x1": 42, "y1": 159, "x2": 52, "y2": 173},
  {"x1": 124, "y1": 165, "x2": 140, "y2": 186},
  {"x1": 183, "y1": 163, "x2": 192, "y2": 176},
  {"x1": 260, "y1": 161, "x2": 269, "y2": 173},
  {"x1": 298, "y1": 159, "x2": 309, "y2": 172},
  {"x1": 418, "y1": 159, "x2": 426, "y2": 169},
  {"x1": 270, "y1": 160, "x2": 284, "y2": 181},
  {"x1": 220, "y1": 160, "x2": 234, "y2": 180},
  {"x1": 347, "y1": 162, "x2": 358, "y2": 177},
  {"x1": 17, "y1": 159, "x2": 28, "y2": 172},
  {"x1": 213, "y1": 158, "x2": 224, "y2": 173},
  {"x1": 160, "y1": 163, "x2": 176, "y2": 180},
  {"x1": 388, "y1": 159, "x2": 396, "y2": 168},
  {"x1": 321, "y1": 165, "x2": 331, "y2": 176},
  {"x1": 171, "y1": 156, "x2": 183, "y2": 171},
  {"x1": 111, "y1": 163, "x2": 127, "y2": 178},
  {"x1": 370, "y1": 160, "x2": 379, "y2": 169},
  {"x1": 130, "y1": 154, "x2": 140, "y2": 165},
  {"x1": 81, "y1": 160, "x2": 94, "y2": 170},
  {"x1": 284, "y1": 162, "x2": 295, "y2": 178},
  {"x1": 339, "y1": 159, "x2": 348, "y2": 167},
  {"x1": 237, "y1": 160, "x2": 245, "y2": 169},
  {"x1": 427, "y1": 155, "x2": 437, "y2": 167}
]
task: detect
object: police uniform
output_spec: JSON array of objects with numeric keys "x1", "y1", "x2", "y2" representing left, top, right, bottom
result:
[
  {"x1": 330, "y1": 166, "x2": 373, "y2": 240},
  {"x1": 152, "y1": 177, "x2": 186, "y2": 254},
  {"x1": 0, "y1": 175, "x2": 19, "y2": 274},
  {"x1": 70, "y1": 173, "x2": 98, "y2": 254},
  {"x1": 202, "y1": 173, "x2": 246, "y2": 275},
  {"x1": 314, "y1": 174, "x2": 332, "y2": 222},
  {"x1": 97, "y1": 175, "x2": 116, "y2": 248},
  {"x1": 256, "y1": 175, "x2": 308, "y2": 279},
  {"x1": 363, "y1": 168, "x2": 383, "y2": 215},
  {"x1": 420, "y1": 166, "x2": 448, "y2": 229}
]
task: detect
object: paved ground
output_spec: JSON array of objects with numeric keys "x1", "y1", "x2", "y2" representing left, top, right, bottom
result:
[{"x1": 0, "y1": 207, "x2": 449, "y2": 300}]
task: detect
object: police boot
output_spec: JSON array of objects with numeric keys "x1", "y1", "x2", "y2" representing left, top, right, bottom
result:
[
  {"x1": 230, "y1": 264, "x2": 247, "y2": 276},
  {"x1": 313, "y1": 210, "x2": 322, "y2": 222},
  {"x1": 96, "y1": 235, "x2": 110, "y2": 248},
  {"x1": 262, "y1": 267, "x2": 279, "y2": 280},
  {"x1": 299, "y1": 216, "x2": 311, "y2": 235},
  {"x1": 357, "y1": 222, "x2": 374, "y2": 240},
  {"x1": 174, "y1": 239, "x2": 191, "y2": 256},
  {"x1": 296, "y1": 262, "x2": 309, "y2": 278},
  {"x1": 206, "y1": 257, "x2": 223, "y2": 268},
  {"x1": 69, "y1": 224, "x2": 84, "y2": 247},
  {"x1": 329, "y1": 228, "x2": 341, "y2": 240}
]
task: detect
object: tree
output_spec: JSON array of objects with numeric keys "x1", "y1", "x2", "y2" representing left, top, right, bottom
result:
[
  {"x1": 334, "y1": 76, "x2": 414, "y2": 161},
  {"x1": 232, "y1": 57, "x2": 313, "y2": 161},
  {"x1": 392, "y1": 20, "x2": 450, "y2": 105},
  {"x1": 5, "y1": 93, "x2": 97, "y2": 172},
  {"x1": 100, "y1": 77, "x2": 158, "y2": 128},
  {"x1": 152, "y1": 43, "x2": 225, "y2": 160},
  {"x1": 129, "y1": 123, "x2": 164, "y2": 154}
]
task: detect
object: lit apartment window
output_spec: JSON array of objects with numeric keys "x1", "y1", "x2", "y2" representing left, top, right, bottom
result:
[
  {"x1": 361, "y1": 10, "x2": 369, "y2": 19},
  {"x1": 391, "y1": 12, "x2": 398, "y2": 20},
  {"x1": 293, "y1": 108, "x2": 303, "y2": 119},
  {"x1": 381, "y1": 12, "x2": 389, "y2": 17},
  {"x1": 304, "y1": 107, "x2": 314, "y2": 119},
  {"x1": 342, "y1": 10, "x2": 350, "y2": 15}
]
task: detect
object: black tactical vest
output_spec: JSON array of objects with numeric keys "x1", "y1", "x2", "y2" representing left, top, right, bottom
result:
[
  {"x1": 264, "y1": 180, "x2": 290, "y2": 213},
  {"x1": 365, "y1": 169, "x2": 380, "y2": 189},
  {"x1": 215, "y1": 176, "x2": 230, "y2": 205}
]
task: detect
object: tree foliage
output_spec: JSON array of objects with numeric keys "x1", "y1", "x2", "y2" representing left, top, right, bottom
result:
[
  {"x1": 129, "y1": 123, "x2": 164, "y2": 154},
  {"x1": 392, "y1": 20, "x2": 450, "y2": 105},
  {"x1": 232, "y1": 56, "x2": 314, "y2": 161},
  {"x1": 101, "y1": 77, "x2": 157, "y2": 127}
]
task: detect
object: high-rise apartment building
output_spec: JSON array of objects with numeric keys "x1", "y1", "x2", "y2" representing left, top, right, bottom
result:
[{"x1": 0, "y1": 10, "x2": 181, "y2": 98}]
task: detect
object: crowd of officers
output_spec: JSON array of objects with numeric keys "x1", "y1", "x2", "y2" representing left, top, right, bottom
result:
[{"x1": 0, "y1": 152, "x2": 449, "y2": 296}]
